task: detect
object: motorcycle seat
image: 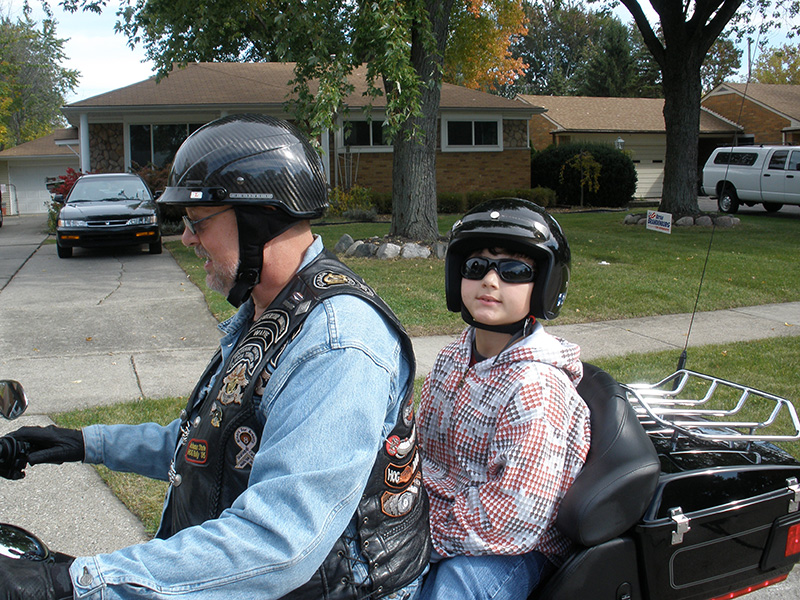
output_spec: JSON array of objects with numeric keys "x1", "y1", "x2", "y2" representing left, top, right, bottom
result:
[{"x1": 556, "y1": 363, "x2": 661, "y2": 547}]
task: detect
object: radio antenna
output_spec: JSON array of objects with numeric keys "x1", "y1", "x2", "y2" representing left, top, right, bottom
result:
[{"x1": 677, "y1": 33, "x2": 759, "y2": 372}]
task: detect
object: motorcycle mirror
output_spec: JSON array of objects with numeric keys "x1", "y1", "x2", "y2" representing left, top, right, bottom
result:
[{"x1": 0, "y1": 381, "x2": 28, "y2": 420}]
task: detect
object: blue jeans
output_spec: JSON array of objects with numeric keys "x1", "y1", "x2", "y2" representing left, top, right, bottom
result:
[{"x1": 420, "y1": 552, "x2": 554, "y2": 600}]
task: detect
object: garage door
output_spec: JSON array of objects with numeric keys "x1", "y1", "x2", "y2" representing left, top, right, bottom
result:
[
  {"x1": 9, "y1": 159, "x2": 79, "y2": 214},
  {"x1": 629, "y1": 143, "x2": 665, "y2": 198}
]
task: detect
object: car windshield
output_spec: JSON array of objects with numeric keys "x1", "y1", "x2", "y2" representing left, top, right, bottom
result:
[{"x1": 68, "y1": 177, "x2": 150, "y2": 203}]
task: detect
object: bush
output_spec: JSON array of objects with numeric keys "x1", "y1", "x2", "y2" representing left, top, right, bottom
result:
[
  {"x1": 531, "y1": 143, "x2": 637, "y2": 207},
  {"x1": 464, "y1": 187, "x2": 555, "y2": 210},
  {"x1": 328, "y1": 185, "x2": 376, "y2": 217},
  {"x1": 437, "y1": 192, "x2": 466, "y2": 214}
]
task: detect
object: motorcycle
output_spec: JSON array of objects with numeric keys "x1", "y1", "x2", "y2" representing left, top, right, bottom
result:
[{"x1": 2, "y1": 367, "x2": 800, "y2": 600}]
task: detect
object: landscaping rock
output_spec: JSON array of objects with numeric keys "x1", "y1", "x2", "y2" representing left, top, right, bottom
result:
[
  {"x1": 376, "y1": 243, "x2": 401, "y2": 260},
  {"x1": 351, "y1": 242, "x2": 377, "y2": 257},
  {"x1": 695, "y1": 215, "x2": 714, "y2": 227},
  {"x1": 714, "y1": 215, "x2": 735, "y2": 228},
  {"x1": 334, "y1": 234, "x2": 354, "y2": 254},
  {"x1": 400, "y1": 243, "x2": 431, "y2": 259},
  {"x1": 433, "y1": 242, "x2": 448, "y2": 259},
  {"x1": 344, "y1": 240, "x2": 365, "y2": 257},
  {"x1": 675, "y1": 216, "x2": 695, "y2": 227}
]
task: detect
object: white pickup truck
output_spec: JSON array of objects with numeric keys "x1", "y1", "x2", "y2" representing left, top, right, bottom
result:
[{"x1": 701, "y1": 145, "x2": 800, "y2": 213}]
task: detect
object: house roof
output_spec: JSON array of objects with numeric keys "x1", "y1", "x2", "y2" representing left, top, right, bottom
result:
[
  {"x1": 518, "y1": 95, "x2": 741, "y2": 134},
  {"x1": 703, "y1": 83, "x2": 800, "y2": 124},
  {"x1": 0, "y1": 128, "x2": 79, "y2": 159},
  {"x1": 63, "y1": 62, "x2": 537, "y2": 115}
]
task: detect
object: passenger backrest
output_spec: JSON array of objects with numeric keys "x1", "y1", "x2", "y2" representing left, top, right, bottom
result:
[{"x1": 555, "y1": 363, "x2": 661, "y2": 547}]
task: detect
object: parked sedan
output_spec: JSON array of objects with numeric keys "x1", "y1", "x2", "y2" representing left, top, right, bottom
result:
[{"x1": 56, "y1": 173, "x2": 161, "y2": 258}]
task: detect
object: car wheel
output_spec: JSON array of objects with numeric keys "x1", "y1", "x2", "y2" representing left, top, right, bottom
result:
[
  {"x1": 149, "y1": 242, "x2": 163, "y2": 255},
  {"x1": 57, "y1": 244, "x2": 73, "y2": 258},
  {"x1": 763, "y1": 202, "x2": 783, "y2": 213},
  {"x1": 718, "y1": 188, "x2": 739, "y2": 214}
]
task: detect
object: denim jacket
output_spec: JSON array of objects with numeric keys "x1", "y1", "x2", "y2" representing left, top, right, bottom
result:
[{"x1": 72, "y1": 237, "x2": 422, "y2": 600}]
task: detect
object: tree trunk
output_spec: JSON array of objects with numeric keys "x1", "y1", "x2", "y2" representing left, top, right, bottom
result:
[
  {"x1": 660, "y1": 54, "x2": 704, "y2": 216},
  {"x1": 389, "y1": 0, "x2": 454, "y2": 242},
  {"x1": 390, "y1": 84, "x2": 440, "y2": 241}
]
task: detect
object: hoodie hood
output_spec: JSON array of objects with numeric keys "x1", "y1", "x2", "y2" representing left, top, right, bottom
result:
[{"x1": 463, "y1": 321, "x2": 583, "y2": 386}]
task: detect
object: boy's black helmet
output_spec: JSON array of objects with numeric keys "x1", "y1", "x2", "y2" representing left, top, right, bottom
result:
[
  {"x1": 445, "y1": 198, "x2": 570, "y2": 321},
  {"x1": 159, "y1": 114, "x2": 329, "y2": 307}
]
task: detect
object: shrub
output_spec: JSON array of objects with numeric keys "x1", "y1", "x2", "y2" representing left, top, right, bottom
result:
[
  {"x1": 437, "y1": 192, "x2": 466, "y2": 214},
  {"x1": 464, "y1": 188, "x2": 556, "y2": 210},
  {"x1": 328, "y1": 185, "x2": 376, "y2": 217},
  {"x1": 531, "y1": 143, "x2": 637, "y2": 207}
]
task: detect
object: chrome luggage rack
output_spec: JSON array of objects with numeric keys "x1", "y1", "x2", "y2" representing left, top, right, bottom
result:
[{"x1": 623, "y1": 370, "x2": 800, "y2": 443}]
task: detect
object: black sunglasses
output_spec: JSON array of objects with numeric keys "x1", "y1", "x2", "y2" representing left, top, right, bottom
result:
[
  {"x1": 182, "y1": 207, "x2": 234, "y2": 235},
  {"x1": 461, "y1": 257, "x2": 535, "y2": 283}
]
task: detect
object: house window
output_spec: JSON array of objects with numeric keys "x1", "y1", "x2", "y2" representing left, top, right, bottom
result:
[
  {"x1": 442, "y1": 117, "x2": 502, "y2": 152},
  {"x1": 343, "y1": 120, "x2": 390, "y2": 148},
  {"x1": 130, "y1": 123, "x2": 204, "y2": 168}
]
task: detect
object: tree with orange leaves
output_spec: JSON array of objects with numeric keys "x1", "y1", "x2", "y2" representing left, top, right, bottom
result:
[{"x1": 444, "y1": 0, "x2": 528, "y2": 91}]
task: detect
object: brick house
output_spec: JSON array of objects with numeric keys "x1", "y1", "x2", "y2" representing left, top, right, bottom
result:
[
  {"x1": 0, "y1": 62, "x2": 540, "y2": 215},
  {"x1": 519, "y1": 95, "x2": 741, "y2": 198},
  {"x1": 701, "y1": 83, "x2": 800, "y2": 146}
]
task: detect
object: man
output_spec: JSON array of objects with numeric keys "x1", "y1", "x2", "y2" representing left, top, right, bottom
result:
[{"x1": 2, "y1": 114, "x2": 430, "y2": 599}]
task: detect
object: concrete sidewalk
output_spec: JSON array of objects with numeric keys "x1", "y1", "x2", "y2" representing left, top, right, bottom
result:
[{"x1": 1, "y1": 213, "x2": 799, "y2": 597}]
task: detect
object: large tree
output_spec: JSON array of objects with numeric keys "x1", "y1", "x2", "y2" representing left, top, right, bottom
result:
[
  {"x1": 0, "y1": 9, "x2": 78, "y2": 149},
  {"x1": 616, "y1": 0, "x2": 790, "y2": 216},
  {"x1": 55, "y1": 0, "x2": 526, "y2": 241},
  {"x1": 752, "y1": 43, "x2": 800, "y2": 84}
]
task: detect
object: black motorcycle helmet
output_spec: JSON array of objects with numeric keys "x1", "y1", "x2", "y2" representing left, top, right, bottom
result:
[
  {"x1": 159, "y1": 114, "x2": 328, "y2": 307},
  {"x1": 445, "y1": 198, "x2": 570, "y2": 330}
]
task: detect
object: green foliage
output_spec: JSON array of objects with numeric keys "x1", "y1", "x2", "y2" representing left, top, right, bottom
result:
[
  {"x1": 437, "y1": 192, "x2": 466, "y2": 214},
  {"x1": 532, "y1": 143, "x2": 636, "y2": 208},
  {"x1": 464, "y1": 187, "x2": 556, "y2": 210},
  {"x1": 328, "y1": 185, "x2": 376, "y2": 218},
  {"x1": 0, "y1": 13, "x2": 78, "y2": 149},
  {"x1": 752, "y1": 43, "x2": 800, "y2": 85}
]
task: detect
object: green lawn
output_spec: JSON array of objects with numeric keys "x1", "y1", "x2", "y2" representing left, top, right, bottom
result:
[{"x1": 168, "y1": 210, "x2": 800, "y2": 335}]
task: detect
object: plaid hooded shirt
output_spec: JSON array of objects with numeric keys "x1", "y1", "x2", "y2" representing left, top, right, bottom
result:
[{"x1": 419, "y1": 323, "x2": 590, "y2": 563}]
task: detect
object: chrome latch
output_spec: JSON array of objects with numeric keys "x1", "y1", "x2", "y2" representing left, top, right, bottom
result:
[
  {"x1": 788, "y1": 477, "x2": 800, "y2": 513},
  {"x1": 670, "y1": 507, "x2": 691, "y2": 545}
]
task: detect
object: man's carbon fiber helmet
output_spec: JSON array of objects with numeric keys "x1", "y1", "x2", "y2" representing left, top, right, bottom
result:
[
  {"x1": 159, "y1": 114, "x2": 328, "y2": 307},
  {"x1": 158, "y1": 114, "x2": 328, "y2": 217},
  {"x1": 445, "y1": 198, "x2": 570, "y2": 321}
]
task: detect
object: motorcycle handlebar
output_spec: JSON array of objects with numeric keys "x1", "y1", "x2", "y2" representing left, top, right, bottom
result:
[{"x1": 0, "y1": 435, "x2": 29, "y2": 480}]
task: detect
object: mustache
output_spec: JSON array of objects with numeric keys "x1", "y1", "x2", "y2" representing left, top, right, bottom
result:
[{"x1": 195, "y1": 246, "x2": 210, "y2": 260}]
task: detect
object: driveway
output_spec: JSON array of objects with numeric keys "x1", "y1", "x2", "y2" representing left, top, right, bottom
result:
[{"x1": 0, "y1": 214, "x2": 221, "y2": 414}]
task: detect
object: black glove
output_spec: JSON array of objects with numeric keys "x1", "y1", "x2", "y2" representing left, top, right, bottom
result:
[
  {"x1": 0, "y1": 555, "x2": 74, "y2": 600},
  {"x1": 9, "y1": 426, "x2": 84, "y2": 465}
]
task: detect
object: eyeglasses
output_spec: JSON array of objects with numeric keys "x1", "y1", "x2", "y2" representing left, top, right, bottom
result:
[
  {"x1": 182, "y1": 207, "x2": 234, "y2": 235},
  {"x1": 461, "y1": 256, "x2": 535, "y2": 283}
]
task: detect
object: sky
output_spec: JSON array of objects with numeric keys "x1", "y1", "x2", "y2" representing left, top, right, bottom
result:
[
  {"x1": 4, "y1": 1, "x2": 797, "y2": 103},
  {"x1": 5, "y1": 0, "x2": 155, "y2": 101}
]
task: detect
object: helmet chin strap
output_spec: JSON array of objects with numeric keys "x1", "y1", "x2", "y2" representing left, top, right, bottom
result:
[
  {"x1": 227, "y1": 206, "x2": 301, "y2": 308},
  {"x1": 460, "y1": 306, "x2": 535, "y2": 336}
]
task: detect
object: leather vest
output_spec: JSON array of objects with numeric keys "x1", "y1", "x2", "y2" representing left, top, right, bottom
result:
[{"x1": 158, "y1": 250, "x2": 431, "y2": 599}]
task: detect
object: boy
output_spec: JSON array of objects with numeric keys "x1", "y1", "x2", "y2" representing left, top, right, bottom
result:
[{"x1": 418, "y1": 199, "x2": 591, "y2": 600}]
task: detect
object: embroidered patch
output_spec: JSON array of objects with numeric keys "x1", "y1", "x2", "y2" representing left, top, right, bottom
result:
[
  {"x1": 234, "y1": 426, "x2": 258, "y2": 470},
  {"x1": 385, "y1": 425, "x2": 415, "y2": 459},
  {"x1": 380, "y1": 474, "x2": 421, "y2": 517},
  {"x1": 312, "y1": 271, "x2": 374, "y2": 297},
  {"x1": 385, "y1": 450, "x2": 419, "y2": 489},
  {"x1": 185, "y1": 439, "x2": 209, "y2": 465}
]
